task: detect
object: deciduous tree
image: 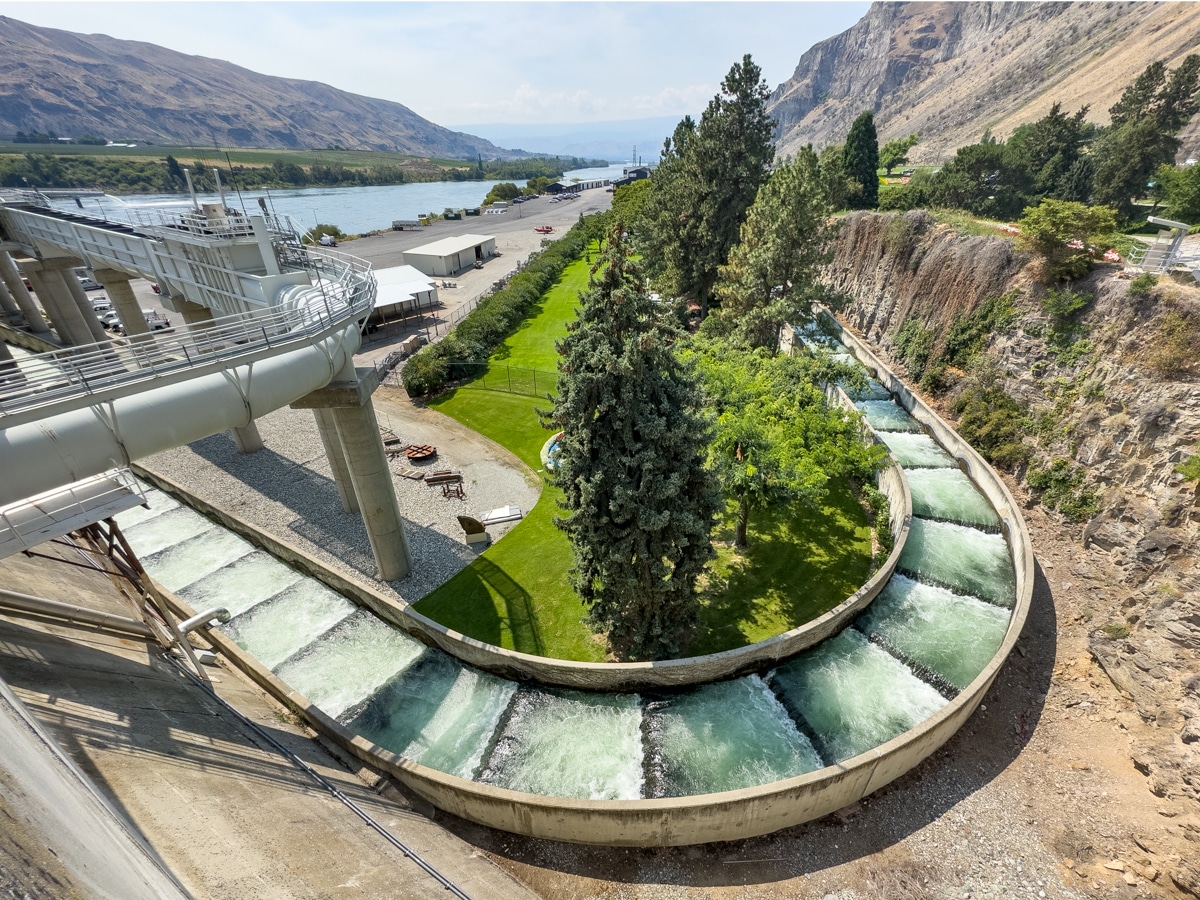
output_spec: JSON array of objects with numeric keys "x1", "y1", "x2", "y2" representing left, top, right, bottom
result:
[{"x1": 879, "y1": 133, "x2": 920, "y2": 176}]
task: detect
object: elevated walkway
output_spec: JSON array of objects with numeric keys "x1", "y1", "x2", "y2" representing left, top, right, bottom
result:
[{"x1": 0, "y1": 195, "x2": 409, "y2": 579}]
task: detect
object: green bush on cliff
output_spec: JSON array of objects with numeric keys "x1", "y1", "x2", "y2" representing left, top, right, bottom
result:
[
  {"x1": 1026, "y1": 457, "x2": 1099, "y2": 523},
  {"x1": 949, "y1": 362, "x2": 1030, "y2": 472}
]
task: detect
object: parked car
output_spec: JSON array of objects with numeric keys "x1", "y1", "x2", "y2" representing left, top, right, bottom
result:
[
  {"x1": 76, "y1": 275, "x2": 104, "y2": 291},
  {"x1": 111, "y1": 309, "x2": 170, "y2": 334},
  {"x1": 99, "y1": 309, "x2": 122, "y2": 329},
  {"x1": 90, "y1": 296, "x2": 112, "y2": 313}
]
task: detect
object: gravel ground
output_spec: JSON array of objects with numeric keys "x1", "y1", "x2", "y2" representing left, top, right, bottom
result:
[{"x1": 140, "y1": 388, "x2": 542, "y2": 603}]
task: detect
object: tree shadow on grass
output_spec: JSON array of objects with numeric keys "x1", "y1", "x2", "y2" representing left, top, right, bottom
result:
[
  {"x1": 694, "y1": 490, "x2": 871, "y2": 655},
  {"x1": 413, "y1": 556, "x2": 544, "y2": 657}
]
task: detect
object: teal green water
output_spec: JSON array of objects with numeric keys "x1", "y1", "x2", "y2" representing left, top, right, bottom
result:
[
  {"x1": 648, "y1": 675, "x2": 822, "y2": 797},
  {"x1": 222, "y1": 581, "x2": 357, "y2": 670},
  {"x1": 481, "y1": 689, "x2": 644, "y2": 800},
  {"x1": 857, "y1": 400, "x2": 923, "y2": 432},
  {"x1": 877, "y1": 432, "x2": 959, "y2": 468},
  {"x1": 906, "y1": 469, "x2": 1001, "y2": 527},
  {"x1": 273, "y1": 610, "x2": 426, "y2": 718},
  {"x1": 898, "y1": 518, "x2": 1016, "y2": 606},
  {"x1": 857, "y1": 575, "x2": 1012, "y2": 690},
  {"x1": 771, "y1": 629, "x2": 947, "y2": 763},
  {"x1": 348, "y1": 652, "x2": 517, "y2": 780}
]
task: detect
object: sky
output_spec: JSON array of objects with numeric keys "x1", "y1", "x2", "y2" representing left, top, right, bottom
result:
[{"x1": 4, "y1": 1, "x2": 871, "y2": 126}]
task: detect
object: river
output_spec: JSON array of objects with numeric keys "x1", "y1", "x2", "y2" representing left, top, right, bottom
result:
[{"x1": 54, "y1": 163, "x2": 630, "y2": 238}]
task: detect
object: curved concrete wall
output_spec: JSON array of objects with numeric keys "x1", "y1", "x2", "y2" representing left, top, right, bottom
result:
[
  {"x1": 145, "y1": 321, "x2": 1033, "y2": 847},
  {"x1": 136, "y1": 445, "x2": 910, "y2": 692}
]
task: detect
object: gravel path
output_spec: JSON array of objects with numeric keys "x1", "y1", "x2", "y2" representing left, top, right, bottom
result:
[{"x1": 140, "y1": 386, "x2": 542, "y2": 603}]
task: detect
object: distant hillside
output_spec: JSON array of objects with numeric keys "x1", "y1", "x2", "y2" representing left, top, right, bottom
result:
[
  {"x1": 769, "y1": 1, "x2": 1200, "y2": 164},
  {"x1": 0, "y1": 16, "x2": 515, "y2": 159},
  {"x1": 457, "y1": 117, "x2": 681, "y2": 164}
]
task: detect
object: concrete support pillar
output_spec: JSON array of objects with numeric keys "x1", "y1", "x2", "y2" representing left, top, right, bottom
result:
[
  {"x1": 93, "y1": 268, "x2": 148, "y2": 338},
  {"x1": 176, "y1": 298, "x2": 215, "y2": 327},
  {"x1": 313, "y1": 407, "x2": 359, "y2": 514},
  {"x1": 0, "y1": 275, "x2": 20, "y2": 319},
  {"x1": 58, "y1": 267, "x2": 108, "y2": 343},
  {"x1": 0, "y1": 252, "x2": 49, "y2": 333},
  {"x1": 24, "y1": 267, "x2": 89, "y2": 346},
  {"x1": 331, "y1": 401, "x2": 411, "y2": 580},
  {"x1": 0, "y1": 339, "x2": 24, "y2": 386},
  {"x1": 230, "y1": 420, "x2": 264, "y2": 454}
]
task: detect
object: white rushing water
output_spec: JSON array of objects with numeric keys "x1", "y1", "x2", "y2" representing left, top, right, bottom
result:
[
  {"x1": 140, "y1": 529, "x2": 256, "y2": 594},
  {"x1": 876, "y1": 432, "x2": 959, "y2": 468},
  {"x1": 272, "y1": 610, "x2": 426, "y2": 718},
  {"x1": 481, "y1": 689, "x2": 644, "y2": 800},
  {"x1": 770, "y1": 629, "x2": 947, "y2": 764},
  {"x1": 176, "y1": 550, "x2": 306, "y2": 618},
  {"x1": 113, "y1": 488, "x2": 179, "y2": 530},
  {"x1": 856, "y1": 399, "x2": 924, "y2": 433},
  {"x1": 857, "y1": 575, "x2": 1012, "y2": 690},
  {"x1": 647, "y1": 675, "x2": 822, "y2": 797},
  {"x1": 220, "y1": 581, "x2": 357, "y2": 671},
  {"x1": 347, "y1": 652, "x2": 517, "y2": 780},
  {"x1": 898, "y1": 518, "x2": 1015, "y2": 606},
  {"x1": 905, "y1": 468, "x2": 1001, "y2": 527},
  {"x1": 120, "y1": 505, "x2": 216, "y2": 558}
]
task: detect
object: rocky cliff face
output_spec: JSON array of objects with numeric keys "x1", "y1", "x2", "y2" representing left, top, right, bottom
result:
[
  {"x1": 770, "y1": 1, "x2": 1200, "y2": 164},
  {"x1": 0, "y1": 16, "x2": 510, "y2": 158},
  {"x1": 824, "y1": 210, "x2": 1200, "y2": 806}
]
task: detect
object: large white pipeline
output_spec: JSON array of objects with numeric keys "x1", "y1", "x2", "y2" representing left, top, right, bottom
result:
[{"x1": 0, "y1": 320, "x2": 361, "y2": 508}]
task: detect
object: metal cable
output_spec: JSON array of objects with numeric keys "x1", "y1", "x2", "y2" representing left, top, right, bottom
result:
[{"x1": 168, "y1": 655, "x2": 473, "y2": 900}]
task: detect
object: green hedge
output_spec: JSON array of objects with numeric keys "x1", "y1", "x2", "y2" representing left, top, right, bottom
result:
[{"x1": 402, "y1": 214, "x2": 606, "y2": 396}]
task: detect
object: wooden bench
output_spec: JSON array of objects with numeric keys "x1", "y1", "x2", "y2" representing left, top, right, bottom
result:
[
  {"x1": 424, "y1": 469, "x2": 462, "y2": 485},
  {"x1": 394, "y1": 468, "x2": 425, "y2": 481},
  {"x1": 442, "y1": 481, "x2": 465, "y2": 499}
]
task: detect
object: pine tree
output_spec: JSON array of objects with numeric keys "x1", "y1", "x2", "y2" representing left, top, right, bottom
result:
[
  {"x1": 549, "y1": 224, "x2": 720, "y2": 661},
  {"x1": 712, "y1": 146, "x2": 839, "y2": 351},
  {"x1": 844, "y1": 111, "x2": 880, "y2": 209},
  {"x1": 638, "y1": 55, "x2": 775, "y2": 320}
]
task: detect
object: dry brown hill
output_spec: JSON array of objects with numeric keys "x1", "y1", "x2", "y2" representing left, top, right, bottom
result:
[
  {"x1": 770, "y1": 1, "x2": 1200, "y2": 164},
  {"x1": 0, "y1": 15, "x2": 512, "y2": 159}
]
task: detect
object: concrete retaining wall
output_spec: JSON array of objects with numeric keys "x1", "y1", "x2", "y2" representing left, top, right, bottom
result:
[
  {"x1": 141, "y1": 321, "x2": 1033, "y2": 847},
  {"x1": 134, "y1": 440, "x2": 909, "y2": 692}
]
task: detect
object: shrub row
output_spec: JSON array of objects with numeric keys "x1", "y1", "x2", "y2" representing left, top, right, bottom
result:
[{"x1": 401, "y1": 213, "x2": 607, "y2": 396}]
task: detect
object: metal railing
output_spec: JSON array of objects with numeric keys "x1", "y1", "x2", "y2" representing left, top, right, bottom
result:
[
  {"x1": 0, "y1": 256, "x2": 375, "y2": 424},
  {"x1": 0, "y1": 468, "x2": 144, "y2": 554}
]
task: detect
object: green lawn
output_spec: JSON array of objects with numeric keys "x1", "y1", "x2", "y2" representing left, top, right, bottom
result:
[
  {"x1": 487, "y1": 250, "x2": 594, "y2": 371},
  {"x1": 413, "y1": 249, "x2": 873, "y2": 662}
]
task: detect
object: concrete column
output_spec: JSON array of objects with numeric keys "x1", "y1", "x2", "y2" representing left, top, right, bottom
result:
[
  {"x1": 176, "y1": 298, "x2": 215, "y2": 327},
  {"x1": 313, "y1": 407, "x2": 359, "y2": 513},
  {"x1": 229, "y1": 419, "x2": 264, "y2": 454},
  {"x1": 0, "y1": 276, "x2": 20, "y2": 319},
  {"x1": 93, "y1": 268, "x2": 148, "y2": 338},
  {"x1": 0, "y1": 340, "x2": 24, "y2": 386},
  {"x1": 58, "y1": 266, "x2": 108, "y2": 343},
  {"x1": 332, "y1": 401, "x2": 411, "y2": 580},
  {"x1": 0, "y1": 252, "x2": 49, "y2": 332},
  {"x1": 24, "y1": 267, "x2": 89, "y2": 346}
]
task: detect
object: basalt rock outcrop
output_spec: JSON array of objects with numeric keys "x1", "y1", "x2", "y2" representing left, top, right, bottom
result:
[
  {"x1": 823, "y1": 210, "x2": 1200, "y2": 806},
  {"x1": 769, "y1": 1, "x2": 1200, "y2": 164}
]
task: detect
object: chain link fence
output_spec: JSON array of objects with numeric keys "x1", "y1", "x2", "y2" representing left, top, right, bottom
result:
[{"x1": 450, "y1": 362, "x2": 558, "y2": 397}]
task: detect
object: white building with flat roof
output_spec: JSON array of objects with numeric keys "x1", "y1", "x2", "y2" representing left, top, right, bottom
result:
[
  {"x1": 402, "y1": 234, "x2": 496, "y2": 277},
  {"x1": 370, "y1": 264, "x2": 439, "y2": 320}
]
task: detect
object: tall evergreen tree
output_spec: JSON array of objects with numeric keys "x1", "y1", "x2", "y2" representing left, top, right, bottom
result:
[
  {"x1": 638, "y1": 55, "x2": 775, "y2": 320},
  {"x1": 712, "y1": 146, "x2": 839, "y2": 351},
  {"x1": 549, "y1": 224, "x2": 720, "y2": 661},
  {"x1": 844, "y1": 111, "x2": 880, "y2": 209},
  {"x1": 1093, "y1": 55, "x2": 1200, "y2": 221}
]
